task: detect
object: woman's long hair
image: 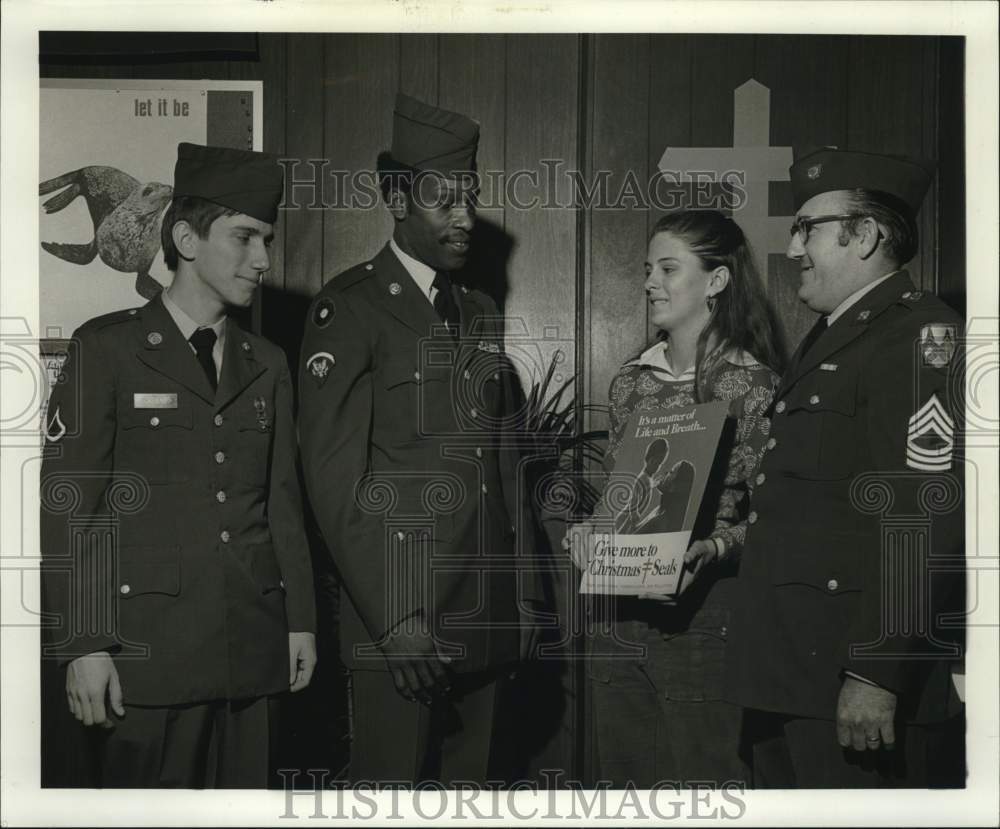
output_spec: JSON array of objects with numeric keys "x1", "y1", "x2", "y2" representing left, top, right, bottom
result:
[{"x1": 644, "y1": 210, "x2": 787, "y2": 400}]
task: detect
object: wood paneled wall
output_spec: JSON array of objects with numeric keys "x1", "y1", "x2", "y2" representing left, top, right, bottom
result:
[{"x1": 42, "y1": 33, "x2": 961, "y2": 412}]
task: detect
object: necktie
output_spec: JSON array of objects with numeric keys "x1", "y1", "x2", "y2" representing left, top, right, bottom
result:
[
  {"x1": 431, "y1": 272, "x2": 461, "y2": 339},
  {"x1": 798, "y1": 315, "x2": 829, "y2": 360},
  {"x1": 189, "y1": 328, "x2": 218, "y2": 391}
]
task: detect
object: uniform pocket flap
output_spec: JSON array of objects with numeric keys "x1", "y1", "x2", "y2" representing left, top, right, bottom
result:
[
  {"x1": 383, "y1": 359, "x2": 423, "y2": 390},
  {"x1": 769, "y1": 543, "x2": 862, "y2": 593},
  {"x1": 785, "y1": 372, "x2": 857, "y2": 415},
  {"x1": 120, "y1": 407, "x2": 193, "y2": 431},
  {"x1": 237, "y1": 415, "x2": 271, "y2": 433},
  {"x1": 118, "y1": 561, "x2": 180, "y2": 598}
]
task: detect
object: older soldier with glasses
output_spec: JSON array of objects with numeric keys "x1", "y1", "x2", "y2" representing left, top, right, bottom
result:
[{"x1": 726, "y1": 148, "x2": 965, "y2": 788}]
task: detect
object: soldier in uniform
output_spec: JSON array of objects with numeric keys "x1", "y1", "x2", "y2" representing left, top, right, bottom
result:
[
  {"x1": 298, "y1": 93, "x2": 540, "y2": 784},
  {"x1": 40, "y1": 143, "x2": 317, "y2": 787},
  {"x1": 726, "y1": 148, "x2": 965, "y2": 787}
]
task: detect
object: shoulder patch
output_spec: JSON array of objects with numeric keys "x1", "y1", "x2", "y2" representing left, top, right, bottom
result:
[
  {"x1": 920, "y1": 323, "x2": 957, "y2": 368},
  {"x1": 313, "y1": 297, "x2": 336, "y2": 328}
]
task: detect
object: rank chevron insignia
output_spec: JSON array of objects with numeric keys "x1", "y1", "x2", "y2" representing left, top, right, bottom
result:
[
  {"x1": 306, "y1": 352, "x2": 335, "y2": 387},
  {"x1": 45, "y1": 405, "x2": 67, "y2": 443},
  {"x1": 906, "y1": 394, "x2": 955, "y2": 471}
]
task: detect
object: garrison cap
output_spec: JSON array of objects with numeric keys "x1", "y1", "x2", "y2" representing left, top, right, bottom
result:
[
  {"x1": 387, "y1": 93, "x2": 479, "y2": 175},
  {"x1": 173, "y1": 142, "x2": 284, "y2": 224},
  {"x1": 790, "y1": 148, "x2": 934, "y2": 216}
]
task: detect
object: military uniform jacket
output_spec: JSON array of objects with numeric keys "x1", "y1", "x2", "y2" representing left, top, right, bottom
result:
[
  {"x1": 40, "y1": 295, "x2": 316, "y2": 707},
  {"x1": 726, "y1": 271, "x2": 964, "y2": 723},
  {"x1": 299, "y1": 244, "x2": 541, "y2": 673}
]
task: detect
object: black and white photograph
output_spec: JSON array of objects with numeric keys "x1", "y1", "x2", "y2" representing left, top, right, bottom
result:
[{"x1": 1, "y1": 1, "x2": 997, "y2": 826}]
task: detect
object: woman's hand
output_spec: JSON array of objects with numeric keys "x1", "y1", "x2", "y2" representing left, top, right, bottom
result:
[
  {"x1": 637, "y1": 538, "x2": 720, "y2": 603},
  {"x1": 562, "y1": 520, "x2": 595, "y2": 570},
  {"x1": 683, "y1": 538, "x2": 719, "y2": 569}
]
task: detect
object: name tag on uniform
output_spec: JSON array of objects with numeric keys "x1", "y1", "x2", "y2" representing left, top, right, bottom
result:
[
  {"x1": 133, "y1": 393, "x2": 178, "y2": 409},
  {"x1": 820, "y1": 363, "x2": 838, "y2": 372}
]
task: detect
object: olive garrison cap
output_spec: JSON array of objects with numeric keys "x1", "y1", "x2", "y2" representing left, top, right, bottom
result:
[
  {"x1": 173, "y1": 142, "x2": 284, "y2": 224},
  {"x1": 790, "y1": 147, "x2": 934, "y2": 216},
  {"x1": 388, "y1": 93, "x2": 480, "y2": 175}
]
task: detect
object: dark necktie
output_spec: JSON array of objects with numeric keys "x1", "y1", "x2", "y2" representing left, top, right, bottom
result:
[
  {"x1": 189, "y1": 327, "x2": 218, "y2": 391},
  {"x1": 798, "y1": 315, "x2": 829, "y2": 360},
  {"x1": 431, "y1": 272, "x2": 461, "y2": 339}
]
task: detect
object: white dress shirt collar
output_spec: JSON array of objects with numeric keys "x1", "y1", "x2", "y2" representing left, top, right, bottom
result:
[
  {"x1": 390, "y1": 238, "x2": 437, "y2": 301},
  {"x1": 161, "y1": 289, "x2": 227, "y2": 374},
  {"x1": 827, "y1": 270, "x2": 899, "y2": 326}
]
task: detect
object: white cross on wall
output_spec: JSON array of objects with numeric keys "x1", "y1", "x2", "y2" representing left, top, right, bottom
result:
[{"x1": 658, "y1": 79, "x2": 793, "y2": 285}]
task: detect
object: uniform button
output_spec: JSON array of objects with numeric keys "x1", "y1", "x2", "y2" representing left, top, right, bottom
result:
[
  {"x1": 809, "y1": 394, "x2": 820, "y2": 405},
  {"x1": 149, "y1": 416, "x2": 160, "y2": 427},
  {"x1": 470, "y1": 408, "x2": 478, "y2": 418},
  {"x1": 214, "y1": 414, "x2": 224, "y2": 427},
  {"x1": 214, "y1": 451, "x2": 226, "y2": 464},
  {"x1": 720, "y1": 626, "x2": 728, "y2": 636},
  {"x1": 280, "y1": 579, "x2": 285, "y2": 589},
  {"x1": 755, "y1": 472, "x2": 766, "y2": 485},
  {"x1": 766, "y1": 438, "x2": 777, "y2": 450},
  {"x1": 413, "y1": 371, "x2": 421, "y2": 381},
  {"x1": 827, "y1": 579, "x2": 839, "y2": 592},
  {"x1": 748, "y1": 510, "x2": 758, "y2": 524},
  {"x1": 775, "y1": 401, "x2": 786, "y2": 414},
  {"x1": 463, "y1": 370, "x2": 472, "y2": 380},
  {"x1": 119, "y1": 584, "x2": 131, "y2": 595},
  {"x1": 481, "y1": 483, "x2": 488, "y2": 495},
  {"x1": 220, "y1": 530, "x2": 231, "y2": 543},
  {"x1": 475, "y1": 447, "x2": 483, "y2": 459},
  {"x1": 396, "y1": 531, "x2": 405, "y2": 541},
  {"x1": 216, "y1": 490, "x2": 227, "y2": 503}
]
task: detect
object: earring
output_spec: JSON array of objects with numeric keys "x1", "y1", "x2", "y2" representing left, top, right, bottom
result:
[{"x1": 707, "y1": 295, "x2": 717, "y2": 313}]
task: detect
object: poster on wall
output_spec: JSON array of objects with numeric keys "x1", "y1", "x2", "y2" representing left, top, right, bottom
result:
[{"x1": 38, "y1": 79, "x2": 262, "y2": 342}]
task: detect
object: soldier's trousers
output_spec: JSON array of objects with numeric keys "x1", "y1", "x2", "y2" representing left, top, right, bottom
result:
[
  {"x1": 349, "y1": 668, "x2": 503, "y2": 785},
  {"x1": 98, "y1": 696, "x2": 278, "y2": 787}
]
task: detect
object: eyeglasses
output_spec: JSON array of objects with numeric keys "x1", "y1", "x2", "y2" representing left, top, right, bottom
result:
[{"x1": 789, "y1": 213, "x2": 858, "y2": 240}]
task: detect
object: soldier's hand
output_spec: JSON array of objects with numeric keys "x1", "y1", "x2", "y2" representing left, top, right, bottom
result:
[
  {"x1": 380, "y1": 623, "x2": 452, "y2": 705},
  {"x1": 66, "y1": 652, "x2": 124, "y2": 729},
  {"x1": 562, "y1": 521, "x2": 595, "y2": 570},
  {"x1": 836, "y1": 676, "x2": 897, "y2": 752},
  {"x1": 288, "y1": 631, "x2": 317, "y2": 692}
]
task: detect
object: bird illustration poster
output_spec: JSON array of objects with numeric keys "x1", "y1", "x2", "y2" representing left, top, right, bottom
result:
[
  {"x1": 39, "y1": 84, "x2": 206, "y2": 335},
  {"x1": 577, "y1": 399, "x2": 729, "y2": 595},
  {"x1": 39, "y1": 80, "x2": 261, "y2": 340}
]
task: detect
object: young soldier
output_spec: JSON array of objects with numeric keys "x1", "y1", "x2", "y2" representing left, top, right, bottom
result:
[{"x1": 41, "y1": 143, "x2": 316, "y2": 788}]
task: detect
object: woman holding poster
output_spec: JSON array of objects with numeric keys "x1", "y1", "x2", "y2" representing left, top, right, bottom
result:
[{"x1": 567, "y1": 210, "x2": 783, "y2": 787}]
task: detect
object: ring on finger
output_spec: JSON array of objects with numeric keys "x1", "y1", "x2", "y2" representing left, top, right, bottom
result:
[{"x1": 865, "y1": 736, "x2": 881, "y2": 744}]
